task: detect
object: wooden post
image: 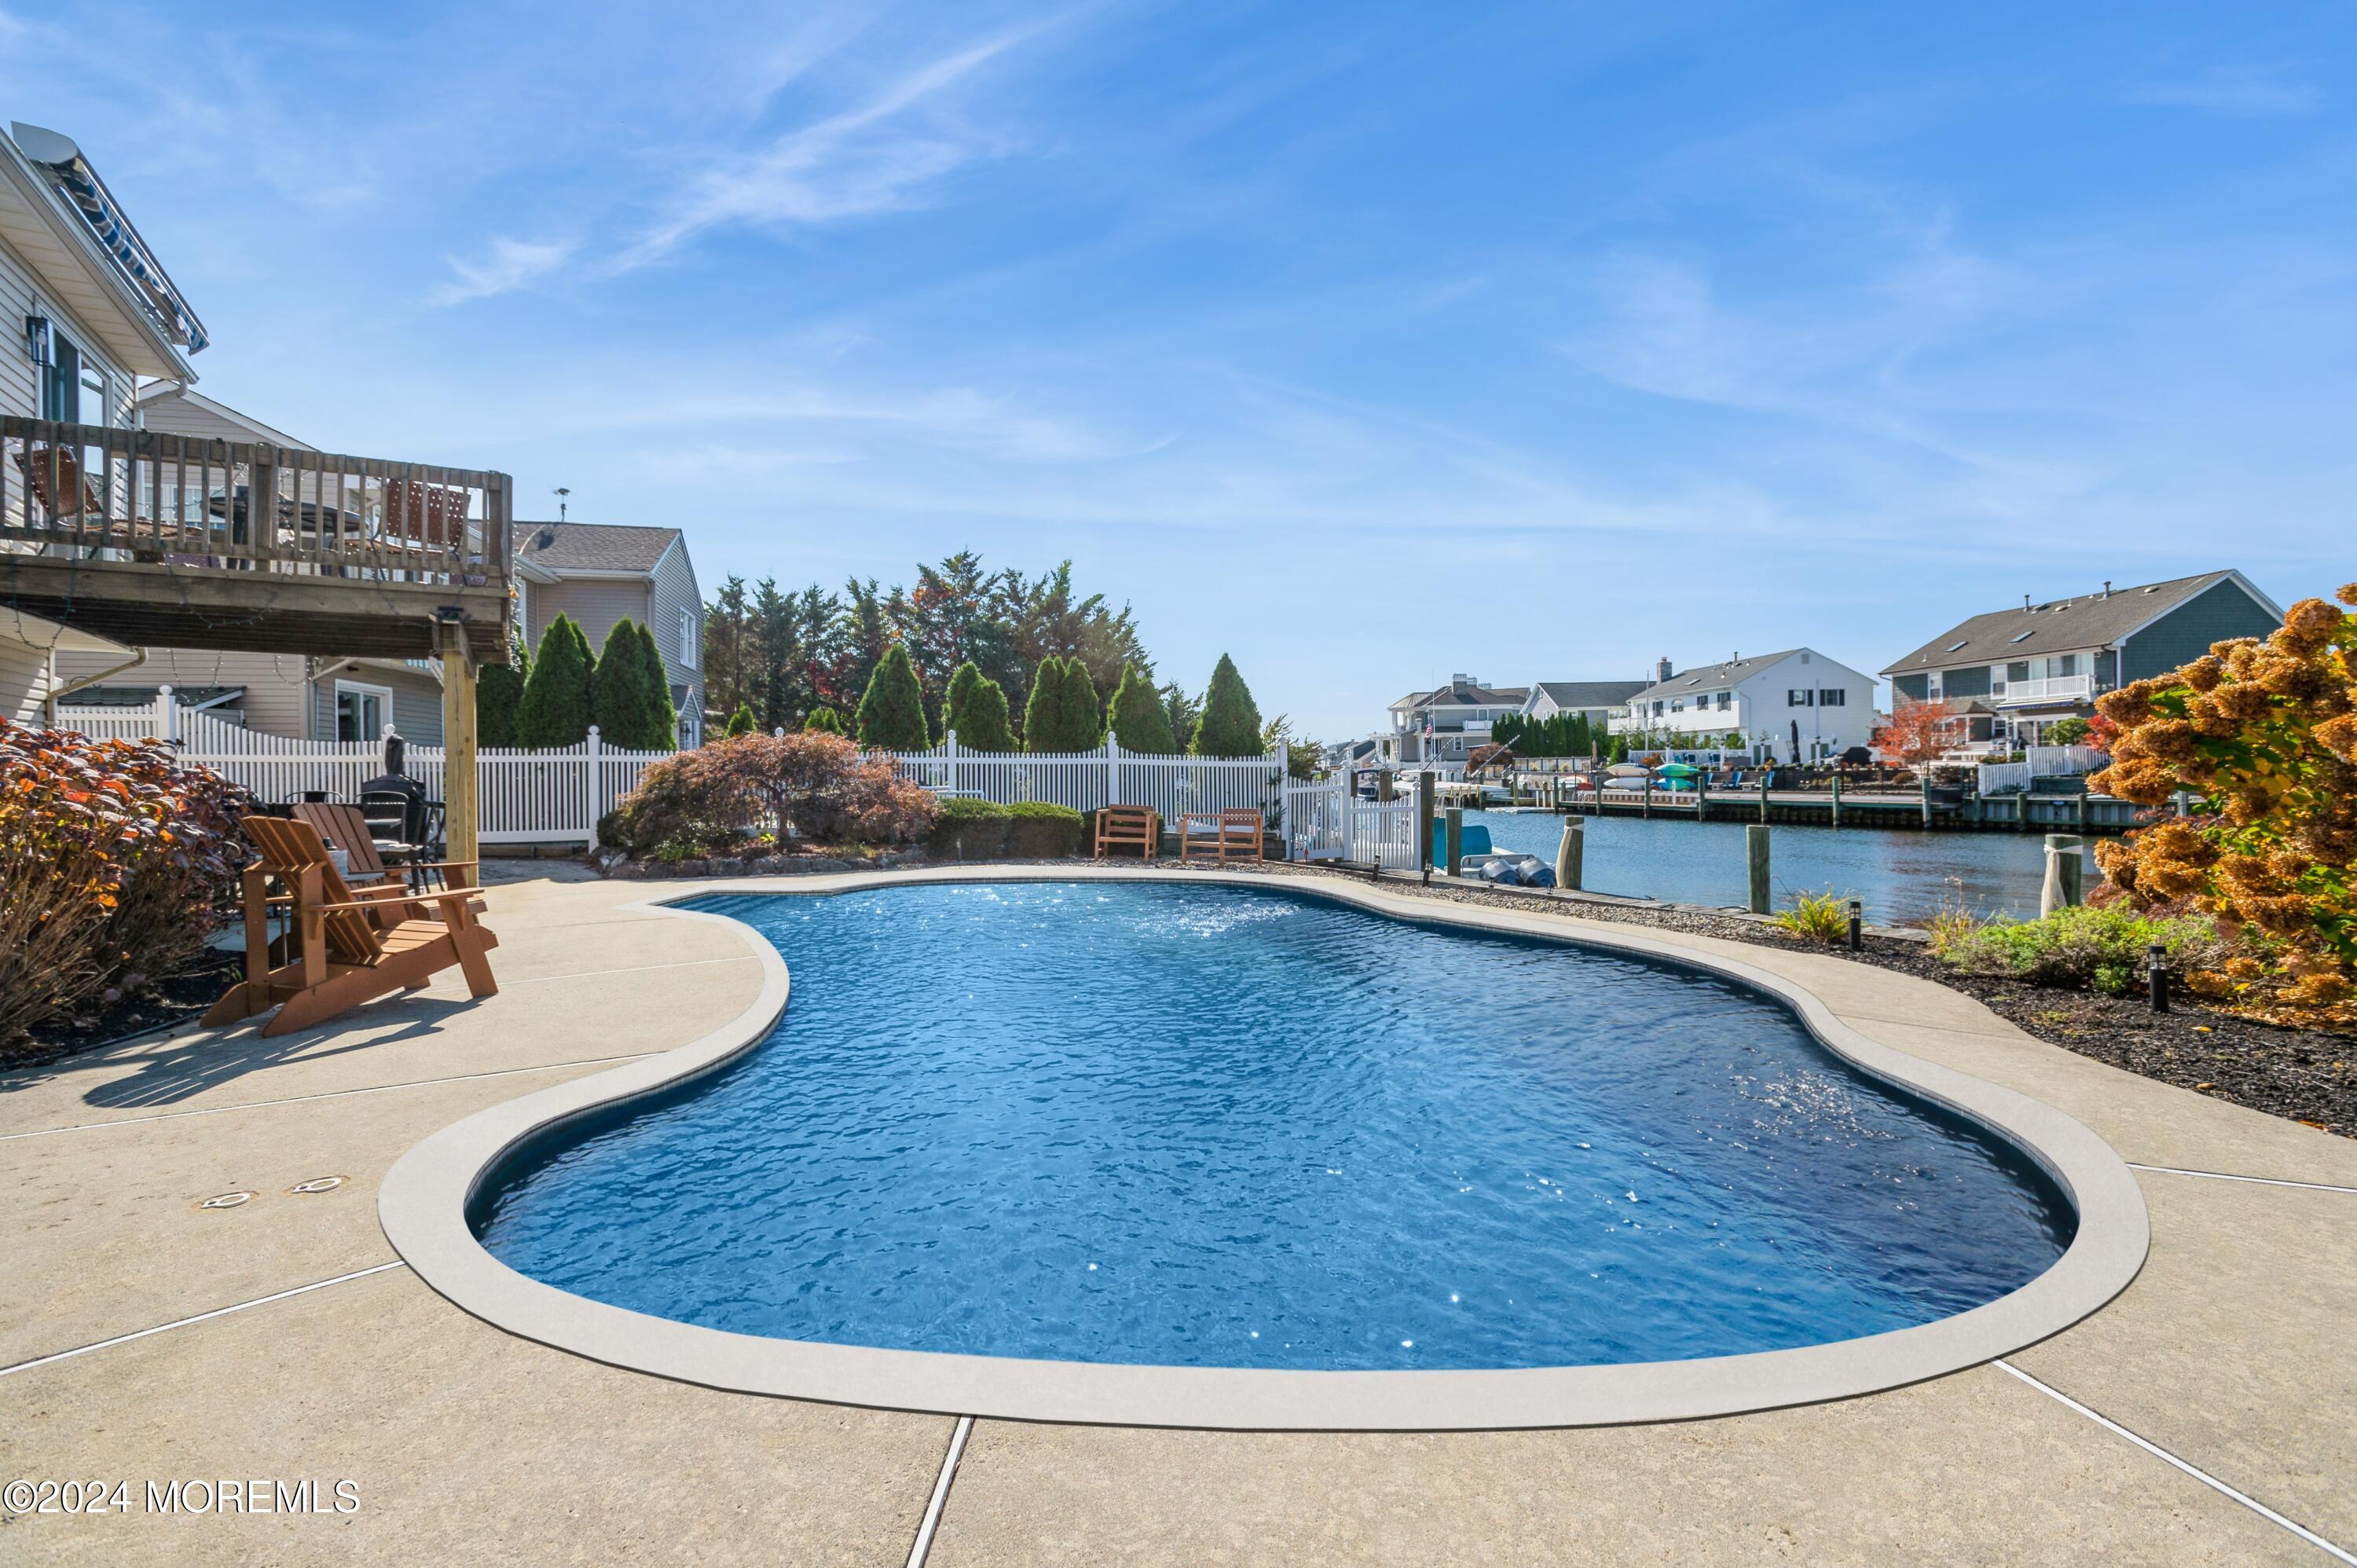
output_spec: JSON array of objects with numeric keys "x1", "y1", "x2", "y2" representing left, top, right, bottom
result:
[
  {"x1": 2042, "y1": 833, "x2": 2084, "y2": 917},
  {"x1": 1556, "y1": 817, "x2": 1584, "y2": 891},
  {"x1": 441, "y1": 621, "x2": 478, "y2": 884},
  {"x1": 1377, "y1": 768, "x2": 1395, "y2": 804},
  {"x1": 1831, "y1": 771, "x2": 1843, "y2": 829},
  {"x1": 1416, "y1": 771, "x2": 1435, "y2": 885},
  {"x1": 1640, "y1": 773, "x2": 1651, "y2": 819},
  {"x1": 1920, "y1": 772, "x2": 1933, "y2": 829},
  {"x1": 1759, "y1": 772, "x2": 1769, "y2": 822},
  {"x1": 1696, "y1": 777, "x2": 1709, "y2": 822},
  {"x1": 1444, "y1": 805, "x2": 1464, "y2": 876},
  {"x1": 1747, "y1": 824, "x2": 1771, "y2": 914}
]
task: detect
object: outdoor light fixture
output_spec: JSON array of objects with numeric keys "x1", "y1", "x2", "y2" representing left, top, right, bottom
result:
[
  {"x1": 2147, "y1": 942, "x2": 2170, "y2": 1013},
  {"x1": 1847, "y1": 899, "x2": 1863, "y2": 951},
  {"x1": 24, "y1": 313, "x2": 51, "y2": 367}
]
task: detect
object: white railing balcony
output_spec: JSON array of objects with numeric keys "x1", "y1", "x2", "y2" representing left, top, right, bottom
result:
[{"x1": 1996, "y1": 675, "x2": 2094, "y2": 705}]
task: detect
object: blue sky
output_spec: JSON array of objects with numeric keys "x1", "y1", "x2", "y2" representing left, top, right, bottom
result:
[{"x1": 8, "y1": 2, "x2": 2349, "y2": 735}]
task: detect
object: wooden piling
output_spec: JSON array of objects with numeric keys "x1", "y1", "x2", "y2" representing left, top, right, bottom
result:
[
  {"x1": 1556, "y1": 817, "x2": 1584, "y2": 891},
  {"x1": 1747, "y1": 824, "x2": 1771, "y2": 914},
  {"x1": 1416, "y1": 771, "x2": 1435, "y2": 884},
  {"x1": 1830, "y1": 772, "x2": 1842, "y2": 829}
]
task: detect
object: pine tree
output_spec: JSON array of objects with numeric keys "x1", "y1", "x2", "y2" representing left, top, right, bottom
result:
[
  {"x1": 1105, "y1": 661, "x2": 1178, "y2": 753},
  {"x1": 478, "y1": 634, "x2": 530, "y2": 749},
  {"x1": 517, "y1": 614, "x2": 594, "y2": 748},
  {"x1": 592, "y1": 618, "x2": 651, "y2": 747},
  {"x1": 856, "y1": 643, "x2": 929, "y2": 749},
  {"x1": 1024, "y1": 656, "x2": 1102, "y2": 753},
  {"x1": 941, "y1": 661, "x2": 1016, "y2": 752},
  {"x1": 1189, "y1": 654, "x2": 1263, "y2": 757},
  {"x1": 724, "y1": 703, "x2": 757, "y2": 737},
  {"x1": 805, "y1": 706, "x2": 845, "y2": 735},
  {"x1": 632, "y1": 620, "x2": 680, "y2": 749}
]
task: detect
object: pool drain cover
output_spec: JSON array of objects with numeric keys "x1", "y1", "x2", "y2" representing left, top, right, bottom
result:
[
  {"x1": 289, "y1": 1176, "x2": 347, "y2": 1195},
  {"x1": 196, "y1": 1191, "x2": 255, "y2": 1211}
]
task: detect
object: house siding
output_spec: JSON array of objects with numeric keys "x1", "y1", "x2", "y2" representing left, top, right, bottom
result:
[
  {"x1": 52, "y1": 647, "x2": 315, "y2": 737},
  {"x1": 2, "y1": 231, "x2": 140, "y2": 528},
  {"x1": 2121, "y1": 579, "x2": 2282, "y2": 683},
  {"x1": 527, "y1": 579, "x2": 650, "y2": 669},
  {"x1": 1890, "y1": 672, "x2": 1930, "y2": 703},
  {"x1": 647, "y1": 540, "x2": 704, "y2": 743},
  {"x1": 1941, "y1": 665, "x2": 1992, "y2": 699},
  {"x1": 0, "y1": 634, "x2": 52, "y2": 723},
  {"x1": 309, "y1": 662, "x2": 444, "y2": 745}
]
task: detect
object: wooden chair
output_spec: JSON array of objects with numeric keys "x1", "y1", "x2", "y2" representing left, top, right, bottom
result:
[
  {"x1": 13, "y1": 445, "x2": 202, "y2": 557},
  {"x1": 1178, "y1": 808, "x2": 1266, "y2": 866},
  {"x1": 381, "y1": 478, "x2": 471, "y2": 549},
  {"x1": 1094, "y1": 804, "x2": 1160, "y2": 861},
  {"x1": 203, "y1": 816, "x2": 497, "y2": 1038},
  {"x1": 292, "y1": 802, "x2": 413, "y2": 901}
]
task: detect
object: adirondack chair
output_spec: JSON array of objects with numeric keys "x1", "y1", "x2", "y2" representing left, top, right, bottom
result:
[
  {"x1": 203, "y1": 816, "x2": 497, "y2": 1037},
  {"x1": 1178, "y1": 808, "x2": 1266, "y2": 866},
  {"x1": 291, "y1": 802, "x2": 413, "y2": 902},
  {"x1": 1093, "y1": 804, "x2": 1160, "y2": 862}
]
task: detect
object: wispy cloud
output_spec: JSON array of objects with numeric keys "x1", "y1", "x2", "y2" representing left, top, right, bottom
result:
[
  {"x1": 620, "y1": 32, "x2": 1032, "y2": 267},
  {"x1": 431, "y1": 237, "x2": 579, "y2": 306},
  {"x1": 2129, "y1": 67, "x2": 2320, "y2": 118}
]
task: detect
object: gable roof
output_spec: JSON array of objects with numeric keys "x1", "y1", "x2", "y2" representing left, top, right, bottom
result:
[
  {"x1": 1879, "y1": 571, "x2": 2282, "y2": 675},
  {"x1": 1629, "y1": 650, "x2": 1809, "y2": 705},
  {"x1": 509, "y1": 521, "x2": 681, "y2": 576},
  {"x1": 1391, "y1": 679, "x2": 1528, "y2": 711},
  {"x1": 133, "y1": 383, "x2": 305, "y2": 448},
  {"x1": 1530, "y1": 680, "x2": 1647, "y2": 709}
]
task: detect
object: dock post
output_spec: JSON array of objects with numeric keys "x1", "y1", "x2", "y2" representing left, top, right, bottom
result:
[
  {"x1": 1759, "y1": 774, "x2": 1769, "y2": 822},
  {"x1": 1641, "y1": 775, "x2": 1651, "y2": 819},
  {"x1": 1556, "y1": 817, "x2": 1584, "y2": 892},
  {"x1": 1696, "y1": 779, "x2": 1709, "y2": 822},
  {"x1": 1831, "y1": 772, "x2": 1842, "y2": 829},
  {"x1": 1920, "y1": 773, "x2": 1933, "y2": 829},
  {"x1": 1416, "y1": 771, "x2": 1434, "y2": 885},
  {"x1": 2041, "y1": 833, "x2": 2084, "y2": 917},
  {"x1": 1747, "y1": 824, "x2": 1771, "y2": 914},
  {"x1": 1445, "y1": 805, "x2": 1464, "y2": 877}
]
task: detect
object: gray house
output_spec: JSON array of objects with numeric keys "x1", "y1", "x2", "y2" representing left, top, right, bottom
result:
[
  {"x1": 512, "y1": 522, "x2": 706, "y2": 746},
  {"x1": 1882, "y1": 570, "x2": 2283, "y2": 747},
  {"x1": 1520, "y1": 680, "x2": 1647, "y2": 727}
]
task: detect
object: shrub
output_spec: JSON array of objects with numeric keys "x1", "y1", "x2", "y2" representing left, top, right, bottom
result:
[
  {"x1": 0, "y1": 721, "x2": 250, "y2": 1041},
  {"x1": 856, "y1": 644, "x2": 930, "y2": 750},
  {"x1": 923, "y1": 797, "x2": 1085, "y2": 859},
  {"x1": 1004, "y1": 800, "x2": 1086, "y2": 858},
  {"x1": 478, "y1": 637, "x2": 528, "y2": 748},
  {"x1": 1105, "y1": 661, "x2": 1178, "y2": 753},
  {"x1": 1771, "y1": 887, "x2": 1852, "y2": 943},
  {"x1": 805, "y1": 706, "x2": 845, "y2": 735},
  {"x1": 1024, "y1": 656, "x2": 1102, "y2": 753},
  {"x1": 1190, "y1": 654, "x2": 1263, "y2": 757},
  {"x1": 724, "y1": 703, "x2": 757, "y2": 738},
  {"x1": 941, "y1": 661, "x2": 1016, "y2": 752},
  {"x1": 607, "y1": 731, "x2": 936, "y2": 856},
  {"x1": 592, "y1": 617, "x2": 673, "y2": 751},
  {"x1": 517, "y1": 614, "x2": 594, "y2": 748},
  {"x1": 1938, "y1": 904, "x2": 2227, "y2": 996},
  {"x1": 2091, "y1": 583, "x2": 2357, "y2": 1025}
]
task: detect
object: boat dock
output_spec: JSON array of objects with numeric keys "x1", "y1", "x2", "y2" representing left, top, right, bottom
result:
[{"x1": 1496, "y1": 779, "x2": 2143, "y2": 833}]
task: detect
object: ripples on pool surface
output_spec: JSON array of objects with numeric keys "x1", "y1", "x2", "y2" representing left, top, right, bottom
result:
[{"x1": 474, "y1": 883, "x2": 2075, "y2": 1372}]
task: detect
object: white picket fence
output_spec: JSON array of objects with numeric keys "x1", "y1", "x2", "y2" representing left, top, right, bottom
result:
[
  {"x1": 57, "y1": 698, "x2": 671, "y2": 846},
  {"x1": 878, "y1": 734, "x2": 1288, "y2": 822},
  {"x1": 1976, "y1": 743, "x2": 2110, "y2": 796}
]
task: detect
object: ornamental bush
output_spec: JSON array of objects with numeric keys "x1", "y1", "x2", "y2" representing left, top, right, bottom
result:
[
  {"x1": 1938, "y1": 903, "x2": 2227, "y2": 996},
  {"x1": 606, "y1": 731, "x2": 936, "y2": 858},
  {"x1": 922, "y1": 797, "x2": 1085, "y2": 859},
  {"x1": 2091, "y1": 583, "x2": 2357, "y2": 1026},
  {"x1": 1105, "y1": 661, "x2": 1178, "y2": 753},
  {"x1": 1024, "y1": 656, "x2": 1102, "y2": 753},
  {"x1": 517, "y1": 614, "x2": 594, "y2": 748},
  {"x1": 592, "y1": 618, "x2": 674, "y2": 751},
  {"x1": 805, "y1": 706, "x2": 845, "y2": 735},
  {"x1": 724, "y1": 703, "x2": 757, "y2": 738},
  {"x1": 1189, "y1": 654, "x2": 1263, "y2": 757},
  {"x1": 856, "y1": 644, "x2": 930, "y2": 750},
  {"x1": 478, "y1": 638, "x2": 528, "y2": 748},
  {"x1": 0, "y1": 721, "x2": 250, "y2": 1042}
]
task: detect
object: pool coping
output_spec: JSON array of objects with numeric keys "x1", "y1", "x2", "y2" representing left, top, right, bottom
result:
[{"x1": 379, "y1": 864, "x2": 2150, "y2": 1431}]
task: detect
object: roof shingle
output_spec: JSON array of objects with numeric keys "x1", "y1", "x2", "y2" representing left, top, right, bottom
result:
[{"x1": 509, "y1": 521, "x2": 680, "y2": 575}]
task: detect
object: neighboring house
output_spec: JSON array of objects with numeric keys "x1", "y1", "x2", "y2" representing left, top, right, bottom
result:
[
  {"x1": 1377, "y1": 676, "x2": 1530, "y2": 771},
  {"x1": 1613, "y1": 649, "x2": 1879, "y2": 762},
  {"x1": 1880, "y1": 571, "x2": 2284, "y2": 749},
  {"x1": 47, "y1": 384, "x2": 450, "y2": 743},
  {"x1": 511, "y1": 522, "x2": 705, "y2": 746},
  {"x1": 1520, "y1": 679, "x2": 1648, "y2": 728}
]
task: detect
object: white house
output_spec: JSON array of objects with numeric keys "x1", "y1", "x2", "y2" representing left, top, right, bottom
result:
[{"x1": 1613, "y1": 649, "x2": 1879, "y2": 762}]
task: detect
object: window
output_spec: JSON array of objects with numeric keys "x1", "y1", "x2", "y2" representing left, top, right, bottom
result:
[
  {"x1": 1788, "y1": 689, "x2": 1813, "y2": 706},
  {"x1": 2007, "y1": 661, "x2": 2030, "y2": 683},
  {"x1": 334, "y1": 680, "x2": 392, "y2": 742},
  {"x1": 2010, "y1": 630, "x2": 2035, "y2": 643},
  {"x1": 678, "y1": 607, "x2": 698, "y2": 669},
  {"x1": 1716, "y1": 691, "x2": 1731, "y2": 710},
  {"x1": 1819, "y1": 689, "x2": 1845, "y2": 706},
  {"x1": 2053, "y1": 653, "x2": 2078, "y2": 677}
]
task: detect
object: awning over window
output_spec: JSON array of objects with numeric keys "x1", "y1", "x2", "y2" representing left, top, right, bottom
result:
[{"x1": 11, "y1": 122, "x2": 207, "y2": 354}]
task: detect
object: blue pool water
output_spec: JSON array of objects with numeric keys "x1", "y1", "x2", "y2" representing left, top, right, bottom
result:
[{"x1": 475, "y1": 884, "x2": 2074, "y2": 1372}]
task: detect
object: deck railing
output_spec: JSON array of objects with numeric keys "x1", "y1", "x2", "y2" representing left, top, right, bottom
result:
[{"x1": 2, "y1": 416, "x2": 510, "y2": 590}]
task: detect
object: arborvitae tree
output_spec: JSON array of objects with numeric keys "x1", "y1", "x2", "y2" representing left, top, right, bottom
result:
[
  {"x1": 478, "y1": 635, "x2": 529, "y2": 749},
  {"x1": 724, "y1": 703, "x2": 757, "y2": 737},
  {"x1": 1105, "y1": 661, "x2": 1178, "y2": 753},
  {"x1": 1189, "y1": 654, "x2": 1263, "y2": 757},
  {"x1": 1025, "y1": 656, "x2": 1102, "y2": 753},
  {"x1": 805, "y1": 706, "x2": 845, "y2": 735},
  {"x1": 517, "y1": 613, "x2": 594, "y2": 748},
  {"x1": 856, "y1": 643, "x2": 929, "y2": 749},
  {"x1": 632, "y1": 620, "x2": 680, "y2": 749},
  {"x1": 941, "y1": 661, "x2": 1016, "y2": 751},
  {"x1": 592, "y1": 618, "x2": 654, "y2": 748}
]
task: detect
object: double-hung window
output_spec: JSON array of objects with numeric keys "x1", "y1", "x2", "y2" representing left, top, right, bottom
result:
[{"x1": 1818, "y1": 689, "x2": 1845, "y2": 707}]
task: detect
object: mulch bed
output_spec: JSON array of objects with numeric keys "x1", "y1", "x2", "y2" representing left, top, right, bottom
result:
[
  {"x1": 1263, "y1": 861, "x2": 2355, "y2": 1141},
  {"x1": 2, "y1": 950, "x2": 244, "y2": 1072}
]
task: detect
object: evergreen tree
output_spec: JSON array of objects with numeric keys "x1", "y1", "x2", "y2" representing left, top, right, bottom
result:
[
  {"x1": 632, "y1": 620, "x2": 680, "y2": 749},
  {"x1": 724, "y1": 703, "x2": 757, "y2": 737},
  {"x1": 805, "y1": 706, "x2": 845, "y2": 735},
  {"x1": 478, "y1": 634, "x2": 529, "y2": 749},
  {"x1": 1161, "y1": 682, "x2": 1201, "y2": 749},
  {"x1": 592, "y1": 618, "x2": 654, "y2": 748},
  {"x1": 1189, "y1": 654, "x2": 1263, "y2": 757},
  {"x1": 856, "y1": 643, "x2": 929, "y2": 749},
  {"x1": 1024, "y1": 656, "x2": 1102, "y2": 753},
  {"x1": 941, "y1": 661, "x2": 1016, "y2": 752},
  {"x1": 1105, "y1": 661, "x2": 1178, "y2": 753},
  {"x1": 750, "y1": 577, "x2": 797, "y2": 733},
  {"x1": 704, "y1": 576, "x2": 751, "y2": 719},
  {"x1": 517, "y1": 614, "x2": 594, "y2": 748}
]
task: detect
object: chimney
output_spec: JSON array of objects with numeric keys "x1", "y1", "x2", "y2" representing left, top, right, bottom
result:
[
  {"x1": 2102, "y1": 580, "x2": 2112, "y2": 599},
  {"x1": 1655, "y1": 656, "x2": 1673, "y2": 683},
  {"x1": 2023, "y1": 594, "x2": 2033, "y2": 610}
]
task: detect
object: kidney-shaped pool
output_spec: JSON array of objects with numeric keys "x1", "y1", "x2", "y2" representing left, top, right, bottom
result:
[{"x1": 469, "y1": 881, "x2": 2078, "y2": 1374}]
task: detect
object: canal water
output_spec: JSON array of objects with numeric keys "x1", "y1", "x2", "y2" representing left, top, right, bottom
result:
[{"x1": 1463, "y1": 810, "x2": 2097, "y2": 925}]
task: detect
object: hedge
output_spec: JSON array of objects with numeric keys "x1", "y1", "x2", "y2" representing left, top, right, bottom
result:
[{"x1": 926, "y1": 797, "x2": 1087, "y2": 860}]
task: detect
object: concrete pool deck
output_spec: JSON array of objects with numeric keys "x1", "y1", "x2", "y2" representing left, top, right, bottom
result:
[{"x1": 3, "y1": 863, "x2": 2352, "y2": 1565}]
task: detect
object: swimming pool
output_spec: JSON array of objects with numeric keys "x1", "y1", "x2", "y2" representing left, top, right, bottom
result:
[{"x1": 471, "y1": 881, "x2": 2077, "y2": 1376}]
